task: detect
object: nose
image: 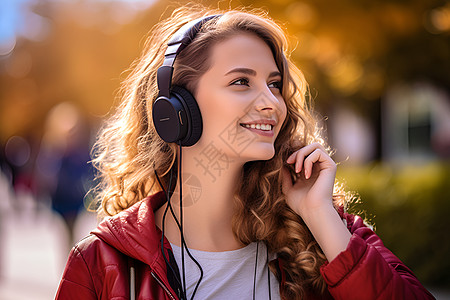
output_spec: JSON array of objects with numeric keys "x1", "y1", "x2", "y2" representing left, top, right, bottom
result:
[{"x1": 254, "y1": 88, "x2": 284, "y2": 113}]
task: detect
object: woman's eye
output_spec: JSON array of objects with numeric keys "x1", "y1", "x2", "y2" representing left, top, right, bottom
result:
[
  {"x1": 230, "y1": 78, "x2": 250, "y2": 86},
  {"x1": 268, "y1": 81, "x2": 282, "y2": 91}
]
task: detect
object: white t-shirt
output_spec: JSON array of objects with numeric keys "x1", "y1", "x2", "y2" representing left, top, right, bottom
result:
[{"x1": 170, "y1": 242, "x2": 281, "y2": 300}]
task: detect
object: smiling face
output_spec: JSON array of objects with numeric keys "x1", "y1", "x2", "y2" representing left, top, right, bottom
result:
[{"x1": 193, "y1": 32, "x2": 287, "y2": 162}]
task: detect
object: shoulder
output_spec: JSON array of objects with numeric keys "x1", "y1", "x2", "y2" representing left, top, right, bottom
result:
[
  {"x1": 73, "y1": 234, "x2": 128, "y2": 271},
  {"x1": 61, "y1": 234, "x2": 129, "y2": 285},
  {"x1": 72, "y1": 234, "x2": 111, "y2": 259},
  {"x1": 75, "y1": 234, "x2": 106, "y2": 252},
  {"x1": 56, "y1": 234, "x2": 130, "y2": 298},
  {"x1": 55, "y1": 236, "x2": 102, "y2": 298}
]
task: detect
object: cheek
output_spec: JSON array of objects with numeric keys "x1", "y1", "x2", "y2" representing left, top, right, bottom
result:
[{"x1": 196, "y1": 88, "x2": 233, "y2": 132}]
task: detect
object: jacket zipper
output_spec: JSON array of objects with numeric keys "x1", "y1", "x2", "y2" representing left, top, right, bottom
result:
[{"x1": 151, "y1": 271, "x2": 177, "y2": 300}]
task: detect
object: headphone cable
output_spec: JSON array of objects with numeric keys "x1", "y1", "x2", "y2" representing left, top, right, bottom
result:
[
  {"x1": 252, "y1": 241, "x2": 273, "y2": 300},
  {"x1": 177, "y1": 142, "x2": 204, "y2": 300},
  {"x1": 267, "y1": 243, "x2": 272, "y2": 300},
  {"x1": 155, "y1": 168, "x2": 186, "y2": 299},
  {"x1": 179, "y1": 143, "x2": 186, "y2": 298},
  {"x1": 157, "y1": 143, "x2": 204, "y2": 299}
]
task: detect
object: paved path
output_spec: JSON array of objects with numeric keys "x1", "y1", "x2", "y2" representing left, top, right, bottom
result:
[{"x1": 0, "y1": 172, "x2": 97, "y2": 300}]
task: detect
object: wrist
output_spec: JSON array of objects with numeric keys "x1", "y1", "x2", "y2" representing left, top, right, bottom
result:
[
  {"x1": 300, "y1": 204, "x2": 351, "y2": 262},
  {"x1": 297, "y1": 201, "x2": 335, "y2": 224}
]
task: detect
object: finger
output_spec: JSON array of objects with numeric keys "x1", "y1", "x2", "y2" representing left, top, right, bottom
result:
[
  {"x1": 300, "y1": 142, "x2": 327, "y2": 155},
  {"x1": 286, "y1": 152, "x2": 296, "y2": 163},
  {"x1": 287, "y1": 143, "x2": 328, "y2": 173},
  {"x1": 295, "y1": 143, "x2": 325, "y2": 173},
  {"x1": 286, "y1": 150, "x2": 304, "y2": 173},
  {"x1": 304, "y1": 149, "x2": 321, "y2": 179},
  {"x1": 288, "y1": 143, "x2": 327, "y2": 162},
  {"x1": 304, "y1": 149, "x2": 335, "y2": 179},
  {"x1": 295, "y1": 151, "x2": 305, "y2": 173}
]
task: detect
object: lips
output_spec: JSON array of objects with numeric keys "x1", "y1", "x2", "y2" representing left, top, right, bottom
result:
[
  {"x1": 241, "y1": 123, "x2": 273, "y2": 131},
  {"x1": 239, "y1": 119, "x2": 277, "y2": 136}
]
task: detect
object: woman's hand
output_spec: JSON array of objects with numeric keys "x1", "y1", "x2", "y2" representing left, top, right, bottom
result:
[
  {"x1": 282, "y1": 143, "x2": 352, "y2": 261},
  {"x1": 281, "y1": 142, "x2": 337, "y2": 219}
]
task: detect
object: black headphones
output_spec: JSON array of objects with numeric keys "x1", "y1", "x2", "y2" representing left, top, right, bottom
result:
[{"x1": 152, "y1": 15, "x2": 220, "y2": 147}]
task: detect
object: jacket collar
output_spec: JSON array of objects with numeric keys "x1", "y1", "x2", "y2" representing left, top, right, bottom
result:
[{"x1": 91, "y1": 191, "x2": 167, "y2": 268}]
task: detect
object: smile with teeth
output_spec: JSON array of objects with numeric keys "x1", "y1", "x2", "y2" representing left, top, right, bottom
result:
[{"x1": 241, "y1": 123, "x2": 273, "y2": 131}]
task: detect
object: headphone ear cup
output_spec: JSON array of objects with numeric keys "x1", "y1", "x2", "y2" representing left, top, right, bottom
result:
[
  {"x1": 152, "y1": 93, "x2": 187, "y2": 144},
  {"x1": 171, "y1": 85, "x2": 203, "y2": 146}
]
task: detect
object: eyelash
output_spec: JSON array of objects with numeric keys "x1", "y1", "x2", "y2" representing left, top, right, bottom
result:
[
  {"x1": 268, "y1": 81, "x2": 282, "y2": 91},
  {"x1": 230, "y1": 78, "x2": 282, "y2": 91},
  {"x1": 230, "y1": 78, "x2": 250, "y2": 86}
]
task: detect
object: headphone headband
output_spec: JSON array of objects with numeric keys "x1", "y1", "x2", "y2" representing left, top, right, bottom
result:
[{"x1": 157, "y1": 15, "x2": 221, "y2": 98}]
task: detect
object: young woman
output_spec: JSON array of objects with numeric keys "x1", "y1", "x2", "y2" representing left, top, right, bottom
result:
[{"x1": 55, "y1": 6, "x2": 434, "y2": 300}]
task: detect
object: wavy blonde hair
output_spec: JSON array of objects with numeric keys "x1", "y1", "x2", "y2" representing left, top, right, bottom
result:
[{"x1": 92, "y1": 5, "x2": 348, "y2": 299}]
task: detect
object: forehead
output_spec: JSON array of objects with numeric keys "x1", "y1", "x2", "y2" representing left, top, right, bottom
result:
[{"x1": 207, "y1": 32, "x2": 279, "y2": 74}]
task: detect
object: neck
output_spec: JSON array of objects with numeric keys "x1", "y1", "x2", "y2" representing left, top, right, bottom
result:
[{"x1": 155, "y1": 143, "x2": 246, "y2": 252}]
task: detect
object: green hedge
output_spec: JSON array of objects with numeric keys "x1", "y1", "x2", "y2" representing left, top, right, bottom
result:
[{"x1": 337, "y1": 162, "x2": 450, "y2": 288}]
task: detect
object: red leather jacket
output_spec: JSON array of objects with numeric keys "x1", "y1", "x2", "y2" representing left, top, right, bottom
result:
[{"x1": 55, "y1": 192, "x2": 434, "y2": 299}]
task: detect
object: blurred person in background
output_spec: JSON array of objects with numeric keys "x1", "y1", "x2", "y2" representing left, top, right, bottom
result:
[
  {"x1": 55, "y1": 5, "x2": 434, "y2": 300},
  {"x1": 35, "y1": 102, "x2": 93, "y2": 247},
  {"x1": 3, "y1": 135, "x2": 36, "y2": 209}
]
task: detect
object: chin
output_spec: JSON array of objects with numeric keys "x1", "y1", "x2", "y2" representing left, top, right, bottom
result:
[{"x1": 241, "y1": 143, "x2": 276, "y2": 162}]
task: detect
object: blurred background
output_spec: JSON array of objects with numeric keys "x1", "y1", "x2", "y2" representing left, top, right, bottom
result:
[{"x1": 0, "y1": 0, "x2": 449, "y2": 299}]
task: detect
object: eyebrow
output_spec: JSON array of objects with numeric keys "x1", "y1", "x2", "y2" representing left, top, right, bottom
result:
[{"x1": 224, "y1": 67, "x2": 281, "y2": 78}]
